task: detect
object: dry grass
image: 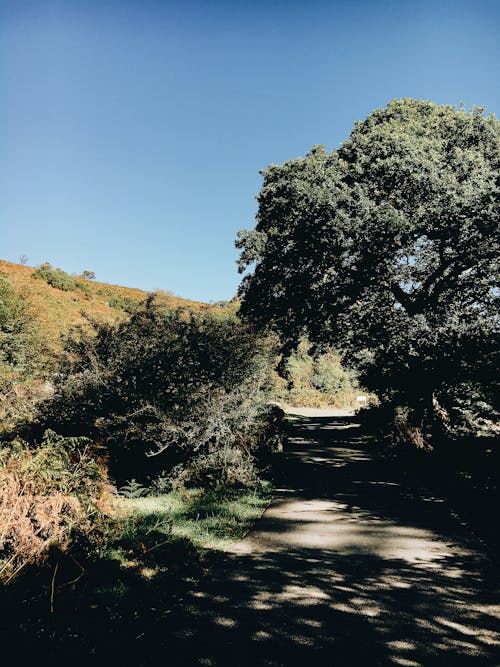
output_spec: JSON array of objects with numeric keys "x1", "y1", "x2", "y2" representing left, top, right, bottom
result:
[
  {"x1": 394, "y1": 422, "x2": 431, "y2": 451},
  {"x1": 0, "y1": 259, "x2": 208, "y2": 355}
]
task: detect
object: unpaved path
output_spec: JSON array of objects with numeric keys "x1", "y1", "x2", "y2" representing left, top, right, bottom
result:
[{"x1": 159, "y1": 411, "x2": 500, "y2": 666}]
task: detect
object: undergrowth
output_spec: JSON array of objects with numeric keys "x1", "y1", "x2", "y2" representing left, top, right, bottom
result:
[
  {"x1": 119, "y1": 483, "x2": 273, "y2": 552},
  {"x1": 0, "y1": 483, "x2": 272, "y2": 664}
]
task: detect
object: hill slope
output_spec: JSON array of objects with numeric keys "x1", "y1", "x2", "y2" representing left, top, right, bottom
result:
[{"x1": 0, "y1": 259, "x2": 209, "y2": 353}]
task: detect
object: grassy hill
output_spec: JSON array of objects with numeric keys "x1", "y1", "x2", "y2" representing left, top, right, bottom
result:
[
  {"x1": 1, "y1": 259, "x2": 359, "y2": 410},
  {"x1": 0, "y1": 259, "x2": 210, "y2": 354}
]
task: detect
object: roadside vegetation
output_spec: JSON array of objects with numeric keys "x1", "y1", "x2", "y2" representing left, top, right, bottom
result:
[
  {"x1": 0, "y1": 265, "x2": 348, "y2": 606},
  {"x1": 273, "y1": 339, "x2": 362, "y2": 408},
  {"x1": 1, "y1": 479, "x2": 272, "y2": 662},
  {"x1": 1, "y1": 98, "x2": 497, "y2": 658},
  {"x1": 0, "y1": 275, "x2": 284, "y2": 659}
]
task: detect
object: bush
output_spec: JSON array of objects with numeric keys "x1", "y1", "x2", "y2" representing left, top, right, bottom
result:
[
  {"x1": 38, "y1": 298, "x2": 278, "y2": 484},
  {"x1": 0, "y1": 430, "x2": 114, "y2": 583},
  {"x1": 168, "y1": 446, "x2": 258, "y2": 489},
  {"x1": 0, "y1": 372, "x2": 53, "y2": 436},
  {"x1": 108, "y1": 295, "x2": 140, "y2": 314},
  {"x1": 0, "y1": 273, "x2": 46, "y2": 375},
  {"x1": 275, "y1": 340, "x2": 359, "y2": 407},
  {"x1": 33, "y1": 263, "x2": 92, "y2": 297}
]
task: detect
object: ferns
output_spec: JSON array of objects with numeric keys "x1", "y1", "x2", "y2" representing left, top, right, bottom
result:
[
  {"x1": 119, "y1": 479, "x2": 148, "y2": 499},
  {"x1": 0, "y1": 430, "x2": 115, "y2": 582}
]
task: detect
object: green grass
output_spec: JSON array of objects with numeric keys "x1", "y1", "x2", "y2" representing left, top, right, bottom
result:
[
  {"x1": 119, "y1": 483, "x2": 273, "y2": 555},
  {"x1": 0, "y1": 483, "x2": 274, "y2": 662}
]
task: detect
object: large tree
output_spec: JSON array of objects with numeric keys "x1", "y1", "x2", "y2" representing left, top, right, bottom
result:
[{"x1": 236, "y1": 99, "x2": 499, "y2": 423}]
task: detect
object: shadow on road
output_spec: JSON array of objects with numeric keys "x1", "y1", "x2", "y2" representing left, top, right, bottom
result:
[
  {"x1": 13, "y1": 415, "x2": 497, "y2": 666},
  {"x1": 150, "y1": 415, "x2": 500, "y2": 667}
]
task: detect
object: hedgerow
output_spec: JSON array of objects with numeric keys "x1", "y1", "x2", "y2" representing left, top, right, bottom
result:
[{"x1": 38, "y1": 297, "x2": 282, "y2": 484}]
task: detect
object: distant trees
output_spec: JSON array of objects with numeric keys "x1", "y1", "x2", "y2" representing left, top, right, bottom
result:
[
  {"x1": 237, "y1": 100, "x2": 500, "y2": 427},
  {"x1": 33, "y1": 263, "x2": 92, "y2": 296}
]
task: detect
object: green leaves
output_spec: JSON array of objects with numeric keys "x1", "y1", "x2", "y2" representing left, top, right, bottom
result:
[
  {"x1": 40, "y1": 301, "x2": 277, "y2": 482},
  {"x1": 0, "y1": 274, "x2": 46, "y2": 374},
  {"x1": 237, "y1": 99, "x2": 500, "y2": 419}
]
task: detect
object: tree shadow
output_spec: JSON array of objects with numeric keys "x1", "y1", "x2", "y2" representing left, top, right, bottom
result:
[
  {"x1": 151, "y1": 415, "x2": 500, "y2": 667},
  {"x1": 159, "y1": 547, "x2": 499, "y2": 667},
  {"x1": 5, "y1": 414, "x2": 500, "y2": 666}
]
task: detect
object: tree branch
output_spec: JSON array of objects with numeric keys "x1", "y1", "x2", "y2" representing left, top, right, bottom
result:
[{"x1": 390, "y1": 282, "x2": 417, "y2": 314}]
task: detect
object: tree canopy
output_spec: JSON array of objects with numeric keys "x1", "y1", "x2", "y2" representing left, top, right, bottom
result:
[{"x1": 237, "y1": 99, "x2": 499, "y2": 420}]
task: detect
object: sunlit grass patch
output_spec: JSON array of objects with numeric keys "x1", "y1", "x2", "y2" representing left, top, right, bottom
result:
[{"x1": 122, "y1": 483, "x2": 272, "y2": 552}]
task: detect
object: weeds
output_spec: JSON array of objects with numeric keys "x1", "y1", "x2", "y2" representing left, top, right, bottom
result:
[{"x1": 0, "y1": 430, "x2": 115, "y2": 583}]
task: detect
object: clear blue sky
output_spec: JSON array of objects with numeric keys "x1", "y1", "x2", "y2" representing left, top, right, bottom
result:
[{"x1": 1, "y1": 0, "x2": 499, "y2": 302}]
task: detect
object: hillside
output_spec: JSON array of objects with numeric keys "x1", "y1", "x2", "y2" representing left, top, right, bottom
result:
[{"x1": 0, "y1": 259, "x2": 210, "y2": 354}]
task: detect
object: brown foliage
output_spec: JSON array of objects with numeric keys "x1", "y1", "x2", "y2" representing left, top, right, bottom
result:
[
  {"x1": 0, "y1": 475, "x2": 83, "y2": 581},
  {"x1": 0, "y1": 259, "x2": 213, "y2": 357},
  {"x1": 0, "y1": 431, "x2": 116, "y2": 583}
]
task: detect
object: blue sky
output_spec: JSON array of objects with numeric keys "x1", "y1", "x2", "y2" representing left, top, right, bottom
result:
[{"x1": 1, "y1": 0, "x2": 499, "y2": 302}]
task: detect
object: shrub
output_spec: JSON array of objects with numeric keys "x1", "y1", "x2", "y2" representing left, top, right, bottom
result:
[
  {"x1": 97, "y1": 287, "x2": 115, "y2": 297},
  {"x1": 38, "y1": 298, "x2": 278, "y2": 484},
  {"x1": 33, "y1": 263, "x2": 92, "y2": 297},
  {"x1": 169, "y1": 447, "x2": 259, "y2": 489},
  {"x1": 108, "y1": 295, "x2": 140, "y2": 314},
  {"x1": 275, "y1": 340, "x2": 359, "y2": 407},
  {"x1": 0, "y1": 273, "x2": 46, "y2": 375},
  {"x1": 34, "y1": 263, "x2": 77, "y2": 291},
  {"x1": 0, "y1": 372, "x2": 53, "y2": 436}
]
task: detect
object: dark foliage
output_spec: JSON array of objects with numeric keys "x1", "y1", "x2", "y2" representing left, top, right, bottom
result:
[
  {"x1": 237, "y1": 100, "x2": 499, "y2": 431},
  {"x1": 38, "y1": 298, "x2": 277, "y2": 482}
]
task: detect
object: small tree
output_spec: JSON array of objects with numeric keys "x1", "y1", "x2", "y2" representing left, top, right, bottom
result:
[{"x1": 82, "y1": 270, "x2": 96, "y2": 280}]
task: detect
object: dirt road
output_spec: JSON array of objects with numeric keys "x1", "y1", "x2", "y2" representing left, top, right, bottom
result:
[{"x1": 158, "y1": 411, "x2": 500, "y2": 666}]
